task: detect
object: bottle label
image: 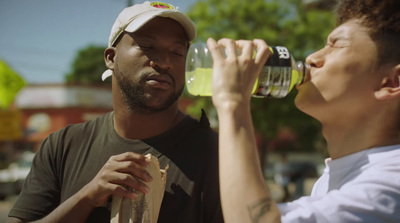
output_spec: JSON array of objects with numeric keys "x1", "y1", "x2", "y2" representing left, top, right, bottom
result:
[
  {"x1": 252, "y1": 46, "x2": 293, "y2": 98},
  {"x1": 266, "y1": 46, "x2": 292, "y2": 67}
]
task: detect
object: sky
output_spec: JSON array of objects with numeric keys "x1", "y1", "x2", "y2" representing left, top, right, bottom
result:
[{"x1": 0, "y1": 0, "x2": 198, "y2": 84}]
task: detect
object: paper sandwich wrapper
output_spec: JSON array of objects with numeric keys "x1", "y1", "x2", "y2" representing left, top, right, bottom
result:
[{"x1": 110, "y1": 154, "x2": 168, "y2": 223}]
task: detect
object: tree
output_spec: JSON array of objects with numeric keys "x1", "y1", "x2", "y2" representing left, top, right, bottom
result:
[
  {"x1": 65, "y1": 45, "x2": 110, "y2": 85},
  {"x1": 185, "y1": 0, "x2": 335, "y2": 155},
  {"x1": 0, "y1": 60, "x2": 26, "y2": 109}
]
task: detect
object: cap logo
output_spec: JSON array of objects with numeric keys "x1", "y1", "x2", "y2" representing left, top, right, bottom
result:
[{"x1": 150, "y1": 2, "x2": 174, "y2": 9}]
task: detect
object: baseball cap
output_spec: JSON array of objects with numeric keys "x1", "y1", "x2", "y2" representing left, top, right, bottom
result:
[{"x1": 101, "y1": 1, "x2": 197, "y2": 81}]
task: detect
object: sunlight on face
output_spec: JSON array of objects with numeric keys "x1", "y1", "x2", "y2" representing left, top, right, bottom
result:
[
  {"x1": 113, "y1": 17, "x2": 188, "y2": 113},
  {"x1": 295, "y1": 19, "x2": 382, "y2": 122}
]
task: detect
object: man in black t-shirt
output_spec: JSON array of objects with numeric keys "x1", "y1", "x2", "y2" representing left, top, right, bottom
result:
[{"x1": 8, "y1": 2, "x2": 223, "y2": 223}]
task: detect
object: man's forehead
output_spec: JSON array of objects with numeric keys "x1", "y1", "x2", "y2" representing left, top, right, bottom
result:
[
  {"x1": 330, "y1": 20, "x2": 369, "y2": 38},
  {"x1": 329, "y1": 23, "x2": 349, "y2": 37}
]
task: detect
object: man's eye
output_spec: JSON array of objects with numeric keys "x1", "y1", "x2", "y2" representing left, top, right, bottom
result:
[
  {"x1": 172, "y1": 51, "x2": 184, "y2": 56},
  {"x1": 333, "y1": 43, "x2": 348, "y2": 48},
  {"x1": 326, "y1": 40, "x2": 348, "y2": 49},
  {"x1": 171, "y1": 48, "x2": 186, "y2": 57},
  {"x1": 136, "y1": 43, "x2": 152, "y2": 49},
  {"x1": 140, "y1": 45, "x2": 152, "y2": 49}
]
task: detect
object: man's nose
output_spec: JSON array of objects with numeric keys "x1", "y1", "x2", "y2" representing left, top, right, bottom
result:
[
  {"x1": 149, "y1": 50, "x2": 173, "y2": 72},
  {"x1": 306, "y1": 50, "x2": 324, "y2": 68}
]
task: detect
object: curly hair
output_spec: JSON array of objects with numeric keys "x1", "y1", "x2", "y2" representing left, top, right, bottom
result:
[{"x1": 335, "y1": 0, "x2": 400, "y2": 64}]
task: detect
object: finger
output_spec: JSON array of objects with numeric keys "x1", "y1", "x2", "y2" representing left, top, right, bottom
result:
[
  {"x1": 105, "y1": 154, "x2": 153, "y2": 183},
  {"x1": 207, "y1": 38, "x2": 225, "y2": 62},
  {"x1": 109, "y1": 172, "x2": 151, "y2": 194},
  {"x1": 236, "y1": 40, "x2": 254, "y2": 60},
  {"x1": 252, "y1": 39, "x2": 270, "y2": 67},
  {"x1": 106, "y1": 181, "x2": 141, "y2": 200},
  {"x1": 116, "y1": 187, "x2": 141, "y2": 200},
  {"x1": 111, "y1": 152, "x2": 151, "y2": 166},
  {"x1": 217, "y1": 38, "x2": 237, "y2": 60},
  {"x1": 118, "y1": 160, "x2": 153, "y2": 182}
]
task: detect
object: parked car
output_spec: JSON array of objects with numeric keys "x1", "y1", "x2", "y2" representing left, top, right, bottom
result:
[{"x1": 0, "y1": 151, "x2": 34, "y2": 200}]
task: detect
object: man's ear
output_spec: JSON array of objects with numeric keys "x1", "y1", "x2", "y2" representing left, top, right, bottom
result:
[
  {"x1": 375, "y1": 64, "x2": 400, "y2": 100},
  {"x1": 104, "y1": 48, "x2": 116, "y2": 69}
]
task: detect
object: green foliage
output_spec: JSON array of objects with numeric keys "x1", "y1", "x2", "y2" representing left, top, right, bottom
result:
[
  {"x1": 65, "y1": 45, "x2": 111, "y2": 85},
  {"x1": 0, "y1": 60, "x2": 26, "y2": 109},
  {"x1": 186, "y1": 0, "x2": 336, "y2": 153},
  {"x1": 187, "y1": 0, "x2": 335, "y2": 60}
]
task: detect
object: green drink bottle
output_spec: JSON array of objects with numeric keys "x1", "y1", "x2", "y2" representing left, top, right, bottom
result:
[{"x1": 185, "y1": 42, "x2": 310, "y2": 98}]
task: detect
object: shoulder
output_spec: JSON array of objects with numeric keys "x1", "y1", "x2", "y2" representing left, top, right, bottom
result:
[
  {"x1": 357, "y1": 145, "x2": 400, "y2": 180},
  {"x1": 47, "y1": 112, "x2": 112, "y2": 141},
  {"x1": 37, "y1": 112, "x2": 112, "y2": 159},
  {"x1": 280, "y1": 187, "x2": 400, "y2": 222},
  {"x1": 278, "y1": 147, "x2": 400, "y2": 222}
]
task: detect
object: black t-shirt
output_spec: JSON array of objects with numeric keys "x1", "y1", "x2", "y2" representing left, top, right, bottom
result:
[{"x1": 9, "y1": 111, "x2": 223, "y2": 223}]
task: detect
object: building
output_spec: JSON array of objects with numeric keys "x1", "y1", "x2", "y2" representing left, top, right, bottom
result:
[
  {"x1": 9, "y1": 83, "x2": 194, "y2": 152},
  {"x1": 14, "y1": 84, "x2": 113, "y2": 152}
]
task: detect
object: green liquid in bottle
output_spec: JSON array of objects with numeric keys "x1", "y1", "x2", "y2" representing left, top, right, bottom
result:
[
  {"x1": 290, "y1": 69, "x2": 300, "y2": 92},
  {"x1": 186, "y1": 68, "x2": 213, "y2": 96},
  {"x1": 185, "y1": 67, "x2": 301, "y2": 98}
]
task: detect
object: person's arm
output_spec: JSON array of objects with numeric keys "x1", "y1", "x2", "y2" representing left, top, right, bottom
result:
[
  {"x1": 7, "y1": 152, "x2": 152, "y2": 223},
  {"x1": 208, "y1": 38, "x2": 281, "y2": 223}
]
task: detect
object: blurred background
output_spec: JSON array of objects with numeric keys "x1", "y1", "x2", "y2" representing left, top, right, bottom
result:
[{"x1": 0, "y1": 0, "x2": 335, "y2": 220}]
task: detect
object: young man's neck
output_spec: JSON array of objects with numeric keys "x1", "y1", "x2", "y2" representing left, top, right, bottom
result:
[{"x1": 322, "y1": 114, "x2": 400, "y2": 159}]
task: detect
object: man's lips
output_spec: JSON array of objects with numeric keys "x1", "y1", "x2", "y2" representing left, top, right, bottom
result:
[
  {"x1": 303, "y1": 70, "x2": 311, "y2": 83},
  {"x1": 297, "y1": 70, "x2": 312, "y2": 89},
  {"x1": 146, "y1": 74, "x2": 173, "y2": 88}
]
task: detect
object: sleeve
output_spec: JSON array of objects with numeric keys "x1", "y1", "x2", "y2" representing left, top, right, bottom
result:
[
  {"x1": 278, "y1": 179, "x2": 400, "y2": 223},
  {"x1": 8, "y1": 133, "x2": 63, "y2": 221}
]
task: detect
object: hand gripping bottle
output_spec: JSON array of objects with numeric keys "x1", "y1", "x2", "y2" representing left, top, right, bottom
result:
[{"x1": 185, "y1": 42, "x2": 310, "y2": 98}]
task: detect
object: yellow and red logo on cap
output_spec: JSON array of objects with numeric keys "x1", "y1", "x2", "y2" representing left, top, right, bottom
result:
[{"x1": 151, "y1": 2, "x2": 174, "y2": 9}]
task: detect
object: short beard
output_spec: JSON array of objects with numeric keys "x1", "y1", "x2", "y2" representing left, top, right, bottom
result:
[{"x1": 114, "y1": 70, "x2": 183, "y2": 113}]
